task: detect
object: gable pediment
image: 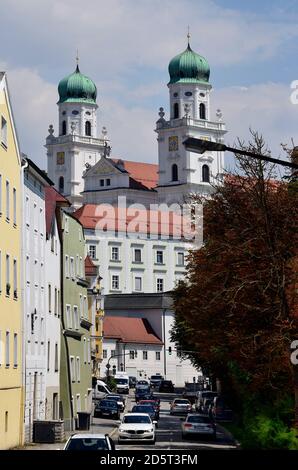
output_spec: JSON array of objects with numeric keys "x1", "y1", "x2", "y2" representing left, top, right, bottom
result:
[{"x1": 84, "y1": 157, "x2": 123, "y2": 178}]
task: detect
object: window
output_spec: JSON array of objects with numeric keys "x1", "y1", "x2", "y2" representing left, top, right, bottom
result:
[
  {"x1": 83, "y1": 338, "x2": 87, "y2": 363},
  {"x1": 199, "y1": 103, "x2": 206, "y2": 120},
  {"x1": 65, "y1": 216, "x2": 69, "y2": 233},
  {"x1": 1, "y1": 116, "x2": 7, "y2": 147},
  {"x1": 111, "y1": 246, "x2": 119, "y2": 261},
  {"x1": 13, "y1": 259, "x2": 17, "y2": 298},
  {"x1": 85, "y1": 121, "x2": 91, "y2": 136},
  {"x1": 156, "y1": 250, "x2": 164, "y2": 264},
  {"x1": 171, "y1": 164, "x2": 178, "y2": 182},
  {"x1": 106, "y1": 179, "x2": 111, "y2": 186},
  {"x1": 103, "y1": 349, "x2": 107, "y2": 359},
  {"x1": 48, "y1": 284, "x2": 51, "y2": 313},
  {"x1": 6, "y1": 181, "x2": 9, "y2": 220},
  {"x1": 47, "y1": 341, "x2": 50, "y2": 371},
  {"x1": 83, "y1": 296, "x2": 88, "y2": 318},
  {"x1": 100, "y1": 179, "x2": 104, "y2": 187},
  {"x1": 76, "y1": 394, "x2": 81, "y2": 413},
  {"x1": 6, "y1": 254, "x2": 10, "y2": 296},
  {"x1": 89, "y1": 245, "x2": 96, "y2": 259},
  {"x1": 13, "y1": 334, "x2": 17, "y2": 367},
  {"x1": 58, "y1": 176, "x2": 64, "y2": 194},
  {"x1": 157, "y1": 278, "x2": 164, "y2": 292},
  {"x1": 62, "y1": 120, "x2": 66, "y2": 135},
  {"x1": 111, "y1": 350, "x2": 116, "y2": 358},
  {"x1": 134, "y1": 248, "x2": 142, "y2": 263},
  {"x1": 66, "y1": 305, "x2": 72, "y2": 329},
  {"x1": 173, "y1": 103, "x2": 179, "y2": 119},
  {"x1": 70, "y1": 257, "x2": 75, "y2": 279},
  {"x1": 202, "y1": 164, "x2": 210, "y2": 183},
  {"x1": 54, "y1": 288, "x2": 57, "y2": 315},
  {"x1": 177, "y1": 252, "x2": 185, "y2": 266},
  {"x1": 143, "y1": 351, "x2": 148, "y2": 360},
  {"x1": 74, "y1": 306, "x2": 79, "y2": 330},
  {"x1": 129, "y1": 350, "x2": 135, "y2": 360},
  {"x1": 13, "y1": 188, "x2": 16, "y2": 225},
  {"x1": 65, "y1": 255, "x2": 69, "y2": 278},
  {"x1": 76, "y1": 357, "x2": 81, "y2": 382},
  {"x1": 5, "y1": 331, "x2": 10, "y2": 367},
  {"x1": 111, "y1": 275, "x2": 119, "y2": 290},
  {"x1": 134, "y1": 277, "x2": 142, "y2": 292},
  {"x1": 156, "y1": 351, "x2": 161, "y2": 361},
  {"x1": 87, "y1": 339, "x2": 91, "y2": 364},
  {"x1": 70, "y1": 356, "x2": 75, "y2": 382}
]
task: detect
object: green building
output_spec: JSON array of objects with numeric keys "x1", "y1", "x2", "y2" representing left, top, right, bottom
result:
[{"x1": 57, "y1": 206, "x2": 92, "y2": 431}]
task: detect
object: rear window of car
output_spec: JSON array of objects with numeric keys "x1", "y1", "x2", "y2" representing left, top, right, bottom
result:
[
  {"x1": 65, "y1": 438, "x2": 109, "y2": 450},
  {"x1": 99, "y1": 400, "x2": 117, "y2": 408},
  {"x1": 187, "y1": 415, "x2": 211, "y2": 424},
  {"x1": 162, "y1": 381, "x2": 172, "y2": 385},
  {"x1": 132, "y1": 405, "x2": 154, "y2": 413},
  {"x1": 174, "y1": 399, "x2": 190, "y2": 404}
]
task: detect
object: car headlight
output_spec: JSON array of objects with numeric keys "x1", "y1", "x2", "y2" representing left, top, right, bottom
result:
[
  {"x1": 145, "y1": 428, "x2": 154, "y2": 433},
  {"x1": 119, "y1": 427, "x2": 124, "y2": 433}
]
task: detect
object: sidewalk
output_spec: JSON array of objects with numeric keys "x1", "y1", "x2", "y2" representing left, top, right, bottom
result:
[{"x1": 18, "y1": 418, "x2": 118, "y2": 451}]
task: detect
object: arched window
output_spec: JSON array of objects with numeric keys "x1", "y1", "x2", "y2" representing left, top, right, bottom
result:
[
  {"x1": 199, "y1": 103, "x2": 206, "y2": 120},
  {"x1": 58, "y1": 176, "x2": 64, "y2": 194},
  {"x1": 173, "y1": 103, "x2": 179, "y2": 119},
  {"x1": 85, "y1": 121, "x2": 91, "y2": 136},
  {"x1": 172, "y1": 164, "x2": 178, "y2": 182},
  {"x1": 202, "y1": 165, "x2": 210, "y2": 183},
  {"x1": 62, "y1": 120, "x2": 67, "y2": 135}
]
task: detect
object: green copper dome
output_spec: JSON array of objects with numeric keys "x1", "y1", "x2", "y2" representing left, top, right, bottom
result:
[
  {"x1": 168, "y1": 44, "x2": 210, "y2": 85},
  {"x1": 58, "y1": 65, "x2": 97, "y2": 104}
]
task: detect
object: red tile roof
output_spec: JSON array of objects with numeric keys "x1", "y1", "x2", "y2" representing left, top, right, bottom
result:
[
  {"x1": 112, "y1": 159, "x2": 158, "y2": 190},
  {"x1": 85, "y1": 255, "x2": 98, "y2": 277},
  {"x1": 73, "y1": 204, "x2": 192, "y2": 239},
  {"x1": 45, "y1": 186, "x2": 70, "y2": 236},
  {"x1": 103, "y1": 316, "x2": 163, "y2": 345}
]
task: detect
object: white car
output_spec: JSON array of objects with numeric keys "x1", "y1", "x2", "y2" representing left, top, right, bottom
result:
[
  {"x1": 118, "y1": 413, "x2": 156, "y2": 444},
  {"x1": 64, "y1": 433, "x2": 115, "y2": 450}
]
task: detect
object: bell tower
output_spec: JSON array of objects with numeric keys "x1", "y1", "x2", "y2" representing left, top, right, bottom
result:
[
  {"x1": 46, "y1": 59, "x2": 109, "y2": 208},
  {"x1": 156, "y1": 36, "x2": 227, "y2": 205}
]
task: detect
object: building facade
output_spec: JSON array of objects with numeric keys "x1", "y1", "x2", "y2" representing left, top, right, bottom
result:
[
  {"x1": 0, "y1": 72, "x2": 23, "y2": 449},
  {"x1": 58, "y1": 209, "x2": 92, "y2": 431},
  {"x1": 44, "y1": 186, "x2": 63, "y2": 421},
  {"x1": 23, "y1": 158, "x2": 53, "y2": 442}
]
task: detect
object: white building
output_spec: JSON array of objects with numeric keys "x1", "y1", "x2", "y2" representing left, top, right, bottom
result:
[
  {"x1": 102, "y1": 293, "x2": 198, "y2": 386},
  {"x1": 44, "y1": 186, "x2": 62, "y2": 421},
  {"x1": 22, "y1": 158, "x2": 53, "y2": 441}
]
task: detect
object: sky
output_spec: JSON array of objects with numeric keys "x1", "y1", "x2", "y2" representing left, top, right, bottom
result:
[{"x1": 1, "y1": 0, "x2": 298, "y2": 172}]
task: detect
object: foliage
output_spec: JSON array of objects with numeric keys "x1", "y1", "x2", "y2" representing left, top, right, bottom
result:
[
  {"x1": 106, "y1": 376, "x2": 117, "y2": 392},
  {"x1": 171, "y1": 130, "x2": 298, "y2": 447}
]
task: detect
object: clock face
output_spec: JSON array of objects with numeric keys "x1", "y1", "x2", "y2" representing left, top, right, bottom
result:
[{"x1": 169, "y1": 136, "x2": 178, "y2": 152}]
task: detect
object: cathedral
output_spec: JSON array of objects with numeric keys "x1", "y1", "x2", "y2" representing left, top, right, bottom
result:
[{"x1": 46, "y1": 38, "x2": 227, "y2": 209}]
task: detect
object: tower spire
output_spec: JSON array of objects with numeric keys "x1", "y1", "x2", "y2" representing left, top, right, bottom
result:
[
  {"x1": 75, "y1": 48, "x2": 80, "y2": 72},
  {"x1": 187, "y1": 26, "x2": 191, "y2": 49}
]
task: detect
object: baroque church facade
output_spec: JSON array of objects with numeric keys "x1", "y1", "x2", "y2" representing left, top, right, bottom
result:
[{"x1": 46, "y1": 39, "x2": 227, "y2": 210}]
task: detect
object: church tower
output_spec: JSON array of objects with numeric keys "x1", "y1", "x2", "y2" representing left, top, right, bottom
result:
[
  {"x1": 46, "y1": 61, "x2": 109, "y2": 208},
  {"x1": 156, "y1": 37, "x2": 227, "y2": 205}
]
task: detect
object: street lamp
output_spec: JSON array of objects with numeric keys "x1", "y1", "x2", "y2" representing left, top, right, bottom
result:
[{"x1": 183, "y1": 137, "x2": 298, "y2": 170}]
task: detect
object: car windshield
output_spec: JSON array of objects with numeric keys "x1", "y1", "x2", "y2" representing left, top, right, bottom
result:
[
  {"x1": 151, "y1": 375, "x2": 162, "y2": 380},
  {"x1": 106, "y1": 395, "x2": 121, "y2": 401},
  {"x1": 123, "y1": 415, "x2": 151, "y2": 424},
  {"x1": 187, "y1": 416, "x2": 211, "y2": 424},
  {"x1": 116, "y1": 378, "x2": 128, "y2": 384},
  {"x1": 99, "y1": 400, "x2": 117, "y2": 408},
  {"x1": 132, "y1": 406, "x2": 154, "y2": 413},
  {"x1": 174, "y1": 399, "x2": 190, "y2": 404},
  {"x1": 65, "y1": 438, "x2": 109, "y2": 450}
]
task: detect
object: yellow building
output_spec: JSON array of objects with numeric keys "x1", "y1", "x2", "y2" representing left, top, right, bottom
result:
[{"x1": 0, "y1": 72, "x2": 23, "y2": 449}]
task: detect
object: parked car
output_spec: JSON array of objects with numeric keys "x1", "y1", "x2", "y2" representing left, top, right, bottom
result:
[
  {"x1": 150, "y1": 374, "x2": 163, "y2": 388},
  {"x1": 118, "y1": 413, "x2": 157, "y2": 444},
  {"x1": 105, "y1": 394, "x2": 125, "y2": 412},
  {"x1": 181, "y1": 414, "x2": 216, "y2": 440},
  {"x1": 196, "y1": 391, "x2": 218, "y2": 412},
  {"x1": 159, "y1": 380, "x2": 174, "y2": 393},
  {"x1": 129, "y1": 376, "x2": 137, "y2": 388},
  {"x1": 135, "y1": 388, "x2": 153, "y2": 403},
  {"x1": 212, "y1": 397, "x2": 233, "y2": 422},
  {"x1": 170, "y1": 398, "x2": 192, "y2": 415},
  {"x1": 64, "y1": 433, "x2": 115, "y2": 450},
  {"x1": 94, "y1": 399, "x2": 120, "y2": 419},
  {"x1": 139, "y1": 399, "x2": 160, "y2": 417},
  {"x1": 131, "y1": 404, "x2": 159, "y2": 423}
]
